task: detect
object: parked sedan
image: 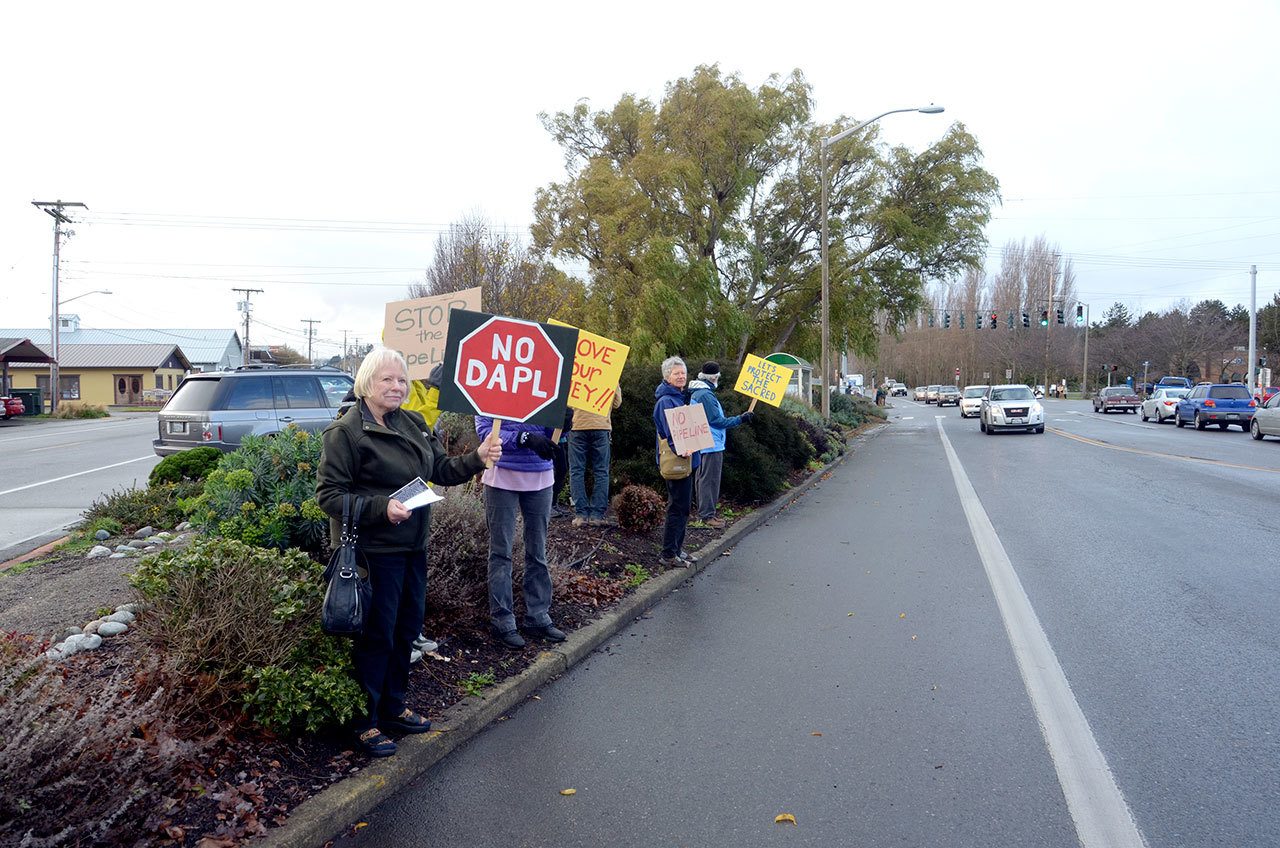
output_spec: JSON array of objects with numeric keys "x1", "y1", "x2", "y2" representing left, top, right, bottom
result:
[
  {"x1": 936, "y1": 385, "x2": 961, "y2": 406},
  {"x1": 959, "y1": 385, "x2": 988, "y2": 418},
  {"x1": 1140, "y1": 387, "x2": 1189, "y2": 423},
  {"x1": 0, "y1": 396, "x2": 24, "y2": 420},
  {"x1": 1250, "y1": 391, "x2": 1280, "y2": 440},
  {"x1": 913, "y1": 386, "x2": 927, "y2": 401},
  {"x1": 980, "y1": 384, "x2": 1045, "y2": 434},
  {"x1": 1093, "y1": 386, "x2": 1140, "y2": 413},
  {"x1": 1175, "y1": 383, "x2": 1256, "y2": 431}
]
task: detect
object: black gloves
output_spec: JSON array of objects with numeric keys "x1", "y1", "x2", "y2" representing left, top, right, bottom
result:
[
  {"x1": 740, "y1": 411, "x2": 755, "y2": 423},
  {"x1": 518, "y1": 431, "x2": 557, "y2": 459}
]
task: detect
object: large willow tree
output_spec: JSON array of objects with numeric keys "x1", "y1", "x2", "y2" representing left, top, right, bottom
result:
[{"x1": 532, "y1": 65, "x2": 1000, "y2": 364}]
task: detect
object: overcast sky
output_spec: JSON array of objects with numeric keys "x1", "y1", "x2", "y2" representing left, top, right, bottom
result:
[{"x1": 3, "y1": 1, "x2": 1277, "y2": 361}]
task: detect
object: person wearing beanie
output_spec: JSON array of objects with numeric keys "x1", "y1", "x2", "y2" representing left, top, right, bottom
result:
[{"x1": 689, "y1": 360, "x2": 754, "y2": 529}]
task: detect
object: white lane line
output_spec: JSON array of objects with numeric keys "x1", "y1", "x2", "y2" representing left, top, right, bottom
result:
[
  {"x1": 936, "y1": 420, "x2": 1146, "y2": 848},
  {"x1": 0, "y1": 455, "x2": 155, "y2": 498},
  {"x1": 28, "y1": 441, "x2": 88, "y2": 453}
]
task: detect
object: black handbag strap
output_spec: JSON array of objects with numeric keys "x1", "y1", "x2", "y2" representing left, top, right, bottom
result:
[{"x1": 340, "y1": 494, "x2": 365, "y2": 547}]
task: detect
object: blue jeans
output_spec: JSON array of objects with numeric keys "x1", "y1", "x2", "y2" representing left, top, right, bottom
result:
[
  {"x1": 485, "y1": 485, "x2": 554, "y2": 632},
  {"x1": 568, "y1": 429, "x2": 612, "y2": 519},
  {"x1": 350, "y1": 549, "x2": 426, "y2": 731}
]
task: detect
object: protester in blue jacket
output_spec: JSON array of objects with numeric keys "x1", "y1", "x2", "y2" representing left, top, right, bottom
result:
[
  {"x1": 653, "y1": 356, "x2": 701, "y2": 567},
  {"x1": 475, "y1": 416, "x2": 566, "y2": 649},
  {"x1": 689, "y1": 361, "x2": 754, "y2": 528}
]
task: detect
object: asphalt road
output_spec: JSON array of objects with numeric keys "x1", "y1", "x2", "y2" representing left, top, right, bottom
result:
[
  {"x1": 0, "y1": 413, "x2": 161, "y2": 560},
  {"x1": 339, "y1": 397, "x2": 1279, "y2": 848}
]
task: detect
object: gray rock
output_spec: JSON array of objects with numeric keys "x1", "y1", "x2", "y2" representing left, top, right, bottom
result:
[
  {"x1": 86, "y1": 545, "x2": 113, "y2": 559},
  {"x1": 114, "y1": 544, "x2": 133, "y2": 553},
  {"x1": 83, "y1": 620, "x2": 101, "y2": 635},
  {"x1": 79, "y1": 633, "x2": 103, "y2": 651},
  {"x1": 133, "y1": 526, "x2": 154, "y2": 539},
  {"x1": 108, "y1": 553, "x2": 128, "y2": 559},
  {"x1": 143, "y1": 546, "x2": 157, "y2": 552},
  {"x1": 97, "y1": 621, "x2": 128, "y2": 637},
  {"x1": 175, "y1": 521, "x2": 192, "y2": 532},
  {"x1": 116, "y1": 603, "x2": 140, "y2": 615},
  {"x1": 173, "y1": 533, "x2": 191, "y2": 544},
  {"x1": 94, "y1": 529, "x2": 111, "y2": 541},
  {"x1": 156, "y1": 532, "x2": 174, "y2": 540},
  {"x1": 44, "y1": 648, "x2": 66, "y2": 661},
  {"x1": 105, "y1": 610, "x2": 135, "y2": 624},
  {"x1": 127, "y1": 540, "x2": 149, "y2": 549},
  {"x1": 63, "y1": 626, "x2": 82, "y2": 638},
  {"x1": 144, "y1": 536, "x2": 166, "y2": 544}
]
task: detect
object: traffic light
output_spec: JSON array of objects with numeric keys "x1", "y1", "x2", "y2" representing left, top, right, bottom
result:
[
  {"x1": 958, "y1": 313, "x2": 965, "y2": 329},
  {"x1": 1008, "y1": 312, "x2": 1015, "y2": 330},
  {"x1": 944, "y1": 311, "x2": 951, "y2": 329},
  {"x1": 1056, "y1": 308, "x2": 1064, "y2": 325},
  {"x1": 990, "y1": 312, "x2": 998, "y2": 330},
  {"x1": 1022, "y1": 312, "x2": 1030, "y2": 328},
  {"x1": 928, "y1": 313, "x2": 935, "y2": 327},
  {"x1": 1039, "y1": 309, "x2": 1049, "y2": 327},
  {"x1": 976, "y1": 313, "x2": 983, "y2": 329},
  {"x1": 1075, "y1": 304, "x2": 1085, "y2": 326}
]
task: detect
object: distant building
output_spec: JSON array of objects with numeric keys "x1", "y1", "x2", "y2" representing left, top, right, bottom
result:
[
  {"x1": 0, "y1": 315, "x2": 242, "y2": 372},
  {"x1": 8, "y1": 343, "x2": 192, "y2": 408}
]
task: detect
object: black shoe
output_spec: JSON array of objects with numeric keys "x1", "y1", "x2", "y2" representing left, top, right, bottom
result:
[
  {"x1": 491, "y1": 627, "x2": 526, "y2": 649},
  {"x1": 525, "y1": 623, "x2": 567, "y2": 642},
  {"x1": 356, "y1": 728, "x2": 397, "y2": 758},
  {"x1": 382, "y1": 709, "x2": 432, "y2": 734}
]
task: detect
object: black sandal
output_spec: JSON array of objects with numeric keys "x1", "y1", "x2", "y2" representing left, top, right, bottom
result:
[
  {"x1": 383, "y1": 708, "x2": 432, "y2": 734},
  {"x1": 357, "y1": 728, "x2": 398, "y2": 757}
]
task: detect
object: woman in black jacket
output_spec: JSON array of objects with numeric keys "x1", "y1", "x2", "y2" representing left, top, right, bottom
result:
[{"x1": 317, "y1": 348, "x2": 500, "y2": 757}]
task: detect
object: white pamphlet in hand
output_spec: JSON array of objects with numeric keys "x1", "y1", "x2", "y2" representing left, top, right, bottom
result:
[{"x1": 389, "y1": 476, "x2": 444, "y2": 511}]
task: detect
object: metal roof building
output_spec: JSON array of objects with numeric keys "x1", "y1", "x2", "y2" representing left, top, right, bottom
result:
[{"x1": 0, "y1": 321, "x2": 241, "y2": 371}]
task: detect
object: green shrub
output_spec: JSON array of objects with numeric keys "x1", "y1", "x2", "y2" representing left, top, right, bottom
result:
[
  {"x1": 189, "y1": 427, "x2": 329, "y2": 555},
  {"x1": 148, "y1": 446, "x2": 222, "y2": 486},
  {"x1": 82, "y1": 481, "x2": 203, "y2": 533},
  {"x1": 829, "y1": 391, "x2": 886, "y2": 427},
  {"x1": 83, "y1": 516, "x2": 124, "y2": 537},
  {"x1": 425, "y1": 481, "x2": 502, "y2": 619},
  {"x1": 433, "y1": 411, "x2": 481, "y2": 456},
  {"x1": 129, "y1": 537, "x2": 364, "y2": 733},
  {"x1": 610, "y1": 484, "x2": 666, "y2": 534},
  {"x1": 49, "y1": 403, "x2": 109, "y2": 419}
]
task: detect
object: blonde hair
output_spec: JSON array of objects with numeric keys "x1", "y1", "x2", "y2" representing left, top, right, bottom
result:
[{"x1": 354, "y1": 348, "x2": 409, "y2": 398}]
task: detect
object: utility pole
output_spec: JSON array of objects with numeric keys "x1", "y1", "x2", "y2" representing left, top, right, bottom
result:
[
  {"x1": 233, "y1": 288, "x2": 264, "y2": 366},
  {"x1": 1080, "y1": 303, "x2": 1091, "y2": 398},
  {"x1": 302, "y1": 319, "x2": 321, "y2": 364},
  {"x1": 1248, "y1": 264, "x2": 1258, "y2": 397},
  {"x1": 1044, "y1": 261, "x2": 1056, "y2": 397},
  {"x1": 341, "y1": 329, "x2": 349, "y2": 372},
  {"x1": 33, "y1": 200, "x2": 87, "y2": 413}
]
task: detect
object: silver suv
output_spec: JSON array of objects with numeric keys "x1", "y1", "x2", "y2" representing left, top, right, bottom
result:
[{"x1": 153, "y1": 366, "x2": 354, "y2": 456}]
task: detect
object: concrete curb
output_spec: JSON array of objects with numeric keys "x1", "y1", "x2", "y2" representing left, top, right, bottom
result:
[{"x1": 256, "y1": 420, "x2": 888, "y2": 848}]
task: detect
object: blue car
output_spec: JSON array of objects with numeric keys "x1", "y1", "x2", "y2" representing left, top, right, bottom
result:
[{"x1": 1174, "y1": 383, "x2": 1257, "y2": 431}]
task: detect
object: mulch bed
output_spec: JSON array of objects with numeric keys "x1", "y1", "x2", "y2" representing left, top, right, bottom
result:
[{"x1": 7, "y1": 508, "x2": 737, "y2": 847}]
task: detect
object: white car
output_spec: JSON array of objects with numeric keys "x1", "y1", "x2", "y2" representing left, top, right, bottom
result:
[
  {"x1": 980, "y1": 384, "x2": 1045, "y2": 434},
  {"x1": 1251, "y1": 391, "x2": 1280, "y2": 440},
  {"x1": 1140, "y1": 387, "x2": 1189, "y2": 424},
  {"x1": 913, "y1": 386, "x2": 928, "y2": 402},
  {"x1": 890, "y1": 383, "x2": 908, "y2": 397},
  {"x1": 959, "y1": 385, "x2": 988, "y2": 418}
]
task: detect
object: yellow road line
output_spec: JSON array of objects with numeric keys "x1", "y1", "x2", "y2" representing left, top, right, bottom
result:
[{"x1": 1048, "y1": 427, "x2": 1280, "y2": 474}]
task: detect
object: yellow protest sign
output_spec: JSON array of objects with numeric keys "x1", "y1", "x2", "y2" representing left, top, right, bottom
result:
[
  {"x1": 549, "y1": 320, "x2": 630, "y2": 415},
  {"x1": 383, "y1": 287, "x2": 482, "y2": 379},
  {"x1": 734, "y1": 353, "x2": 793, "y2": 408}
]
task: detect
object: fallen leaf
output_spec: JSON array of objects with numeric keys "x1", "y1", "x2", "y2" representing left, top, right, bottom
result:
[
  {"x1": 899, "y1": 612, "x2": 907, "y2": 619},
  {"x1": 354, "y1": 822, "x2": 368, "y2": 830},
  {"x1": 560, "y1": 788, "x2": 577, "y2": 796},
  {"x1": 911, "y1": 635, "x2": 917, "y2": 641},
  {"x1": 847, "y1": 612, "x2": 854, "y2": 617},
  {"x1": 532, "y1": 695, "x2": 542, "y2": 701},
  {"x1": 811, "y1": 732, "x2": 822, "y2": 737},
  {"x1": 774, "y1": 813, "x2": 797, "y2": 825}
]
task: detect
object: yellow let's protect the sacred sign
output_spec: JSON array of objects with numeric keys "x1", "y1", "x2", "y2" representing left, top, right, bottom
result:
[
  {"x1": 734, "y1": 353, "x2": 793, "y2": 408},
  {"x1": 548, "y1": 320, "x2": 630, "y2": 415}
]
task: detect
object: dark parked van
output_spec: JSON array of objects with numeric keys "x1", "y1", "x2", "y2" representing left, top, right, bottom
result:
[{"x1": 153, "y1": 366, "x2": 354, "y2": 455}]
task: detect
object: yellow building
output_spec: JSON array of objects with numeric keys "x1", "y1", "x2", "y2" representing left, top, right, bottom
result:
[{"x1": 10, "y1": 344, "x2": 192, "y2": 409}]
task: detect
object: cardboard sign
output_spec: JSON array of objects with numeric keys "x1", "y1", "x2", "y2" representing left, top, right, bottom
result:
[
  {"x1": 734, "y1": 353, "x2": 793, "y2": 408},
  {"x1": 549, "y1": 320, "x2": 630, "y2": 415},
  {"x1": 664, "y1": 403, "x2": 714, "y2": 455},
  {"x1": 383, "y1": 287, "x2": 482, "y2": 379},
  {"x1": 436, "y1": 309, "x2": 578, "y2": 428}
]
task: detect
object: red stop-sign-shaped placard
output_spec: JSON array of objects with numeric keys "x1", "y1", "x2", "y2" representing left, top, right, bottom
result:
[{"x1": 455, "y1": 316, "x2": 565, "y2": 421}]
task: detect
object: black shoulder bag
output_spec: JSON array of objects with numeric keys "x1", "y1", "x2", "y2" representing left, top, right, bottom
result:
[{"x1": 322, "y1": 494, "x2": 372, "y2": 637}]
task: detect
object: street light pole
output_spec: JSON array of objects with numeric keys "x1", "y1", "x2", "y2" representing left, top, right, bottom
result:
[
  {"x1": 1080, "y1": 302, "x2": 1091, "y2": 398},
  {"x1": 820, "y1": 105, "x2": 944, "y2": 419}
]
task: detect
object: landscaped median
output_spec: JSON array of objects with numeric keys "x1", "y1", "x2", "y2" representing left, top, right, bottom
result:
[
  {"x1": 0, "y1": 376, "x2": 885, "y2": 846},
  {"x1": 255, "y1": 422, "x2": 886, "y2": 848}
]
